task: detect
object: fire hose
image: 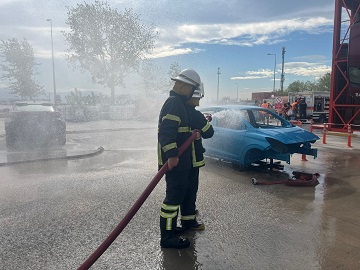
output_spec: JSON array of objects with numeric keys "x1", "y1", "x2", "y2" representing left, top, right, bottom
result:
[
  {"x1": 251, "y1": 171, "x2": 320, "y2": 186},
  {"x1": 77, "y1": 130, "x2": 200, "y2": 270}
]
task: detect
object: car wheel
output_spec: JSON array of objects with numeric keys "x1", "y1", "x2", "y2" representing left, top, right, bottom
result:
[
  {"x1": 244, "y1": 149, "x2": 263, "y2": 165},
  {"x1": 237, "y1": 164, "x2": 249, "y2": 172}
]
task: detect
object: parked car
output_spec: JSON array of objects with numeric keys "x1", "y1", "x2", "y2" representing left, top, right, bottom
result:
[
  {"x1": 5, "y1": 102, "x2": 66, "y2": 149},
  {"x1": 199, "y1": 105, "x2": 319, "y2": 170}
]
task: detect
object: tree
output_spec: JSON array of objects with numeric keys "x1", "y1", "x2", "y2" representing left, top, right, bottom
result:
[
  {"x1": 138, "y1": 60, "x2": 167, "y2": 97},
  {"x1": 166, "y1": 62, "x2": 182, "y2": 92},
  {"x1": 286, "y1": 72, "x2": 331, "y2": 93},
  {"x1": 287, "y1": 80, "x2": 315, "y2": 92},
  {"x1": 314, "y1": 72, "x2": 331, "y2": 92},
  {"x1": 63, "y1": 1, "x2": 158, "y2": 103},
  {"x1": 0, "y1": 38, "x2": 44, "y2": 99}
]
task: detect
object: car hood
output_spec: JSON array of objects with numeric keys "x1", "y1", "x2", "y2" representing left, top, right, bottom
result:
[{"x1": 256, "y1": 127, "x2": 319, "y2": 144}]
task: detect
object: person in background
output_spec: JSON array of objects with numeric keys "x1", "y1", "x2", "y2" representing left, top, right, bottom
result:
[
  {"x1": 176, "y1": 85, "x2": 214, "y2": 233},
  {"x1": 281, "y1": 103, "x2": 290, "y2": 120},
  {"x1": 316, "y1": 100, "x2": 323, "y2": 112},
  {"x1": 291, "y1": 98, "x2": 300, "y2": 119},
  {"x1": 157, "y1": 68, "x2": 201, "y2": 249},
  {"x1": 299, "y1": 98, "x2": 307, "y2": 119},
  {"x1": 261, "y1": 100, "x2": 271, "y2": 123},
  {"x1": 261, "y1": 100, "x2": 270, "y2": 109}
]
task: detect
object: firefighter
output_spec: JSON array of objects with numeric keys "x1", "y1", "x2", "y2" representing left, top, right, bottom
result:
[
  {"x1": 158, "y1": 68, "x2": 201, "y2": 249},
  {"x1": 176, "y1": 86, "x2": 214, "y2": 233}
]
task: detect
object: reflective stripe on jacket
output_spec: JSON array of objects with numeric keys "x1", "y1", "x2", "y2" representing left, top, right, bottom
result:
[
  {"x1": 187, "y1": 106, "x2": 214, "y2": 168},
  {"x1": 158, "y1": 91, "x2": 192, "y2": 171}
]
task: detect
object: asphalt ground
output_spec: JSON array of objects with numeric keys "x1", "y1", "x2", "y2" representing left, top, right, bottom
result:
[{"x1": 0, "y1": 119, "x2": 359, "y2": 270}]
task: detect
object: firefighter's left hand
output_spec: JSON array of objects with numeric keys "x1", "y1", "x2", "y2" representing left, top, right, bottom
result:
[{"x1": 167, "y1": 157, "x2": 179, "y2": 170}]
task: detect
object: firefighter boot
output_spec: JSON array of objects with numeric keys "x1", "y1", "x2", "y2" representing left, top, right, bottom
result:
[
  {"x1": 180, "y1": 219, "x2": 205, "y2": 232},
  {"x1": 160, "y1": 214, "x2": 190, "y2": 249}
]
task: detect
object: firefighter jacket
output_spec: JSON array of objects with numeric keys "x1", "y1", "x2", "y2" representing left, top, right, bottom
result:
[
  {"x1": 187, "y1": 106, "x2": 214, "y2": 168},
  {"x1": 158, "y1": 91, "x2": 192, "y2": 171}
]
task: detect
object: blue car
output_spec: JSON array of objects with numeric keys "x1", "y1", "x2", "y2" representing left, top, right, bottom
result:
[{"x1": 199, "y1": 105, "x2": 319, "y2": 170}]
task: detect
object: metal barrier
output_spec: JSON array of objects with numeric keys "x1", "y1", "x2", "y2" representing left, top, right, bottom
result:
[{"x1": 309, "y1": 122, "x2": 360, "y2": 147}]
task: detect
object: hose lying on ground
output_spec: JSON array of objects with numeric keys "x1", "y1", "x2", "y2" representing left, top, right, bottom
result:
[{"x1": 251, "y1": 171, "x2": 320, "y2": 186}]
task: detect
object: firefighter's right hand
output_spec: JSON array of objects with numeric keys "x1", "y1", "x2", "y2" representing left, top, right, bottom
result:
[{"x1": 168, "y1": 157, "x2": 179, "y2": 170}]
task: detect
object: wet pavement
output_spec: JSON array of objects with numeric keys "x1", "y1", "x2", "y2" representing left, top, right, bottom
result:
[{"x1": 0, "y1": 119, "x2": 359, "y2": 270}]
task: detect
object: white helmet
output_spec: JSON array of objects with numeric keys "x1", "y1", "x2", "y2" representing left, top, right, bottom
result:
[
  {"x1": 171, "y1": 68, "x2": 201, "y2": 87},
  {"x1": 192, "y1": 83, "x2": 204, "y2": 98}
]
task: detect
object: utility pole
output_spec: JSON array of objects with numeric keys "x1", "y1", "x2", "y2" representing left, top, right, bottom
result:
[
  {"x1": 280, "y1": 46, "x2": 286, "y2": 92},
  {"x1": 46, "y1": 19, "x2": 57, "y2": 105},
  {"x1": 235, "y1": 82, "x2": 239, "y2": 102},
  {"x1": 267, "y1": 53, "x2": 276, "y2": 92},
  {"x1": 217, "y1": 67, "x2": 221, "y2": 101}
]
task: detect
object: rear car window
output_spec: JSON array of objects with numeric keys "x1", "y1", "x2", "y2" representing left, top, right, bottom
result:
[{"x1": 13, "y1": 104, "x2": 55, "y2": 112}]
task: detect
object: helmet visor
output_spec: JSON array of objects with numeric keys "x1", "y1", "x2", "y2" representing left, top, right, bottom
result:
[{"x1": 194, "y1": 83, "x2": 204, "y2": 98}]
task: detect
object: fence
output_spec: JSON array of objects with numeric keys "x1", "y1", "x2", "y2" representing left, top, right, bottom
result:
[
  {"x1": 58, "y1": 104, "x2": 136, "y2": 122},
  {"x1": 309, "y1": 122, "x2": 360, "y2": 148}
]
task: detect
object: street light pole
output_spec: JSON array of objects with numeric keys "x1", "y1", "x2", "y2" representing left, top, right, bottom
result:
[
  {"x1": 217, "y1": 67, "x2": 221, "y2": 101},
  {"x1": 267, "y1": 53, "x2": 276, "y2": 92},
  {"x1": 46, "y1": 19, "x2": 57, "y2": 105}
]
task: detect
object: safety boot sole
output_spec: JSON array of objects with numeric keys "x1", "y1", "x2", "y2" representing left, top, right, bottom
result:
[{"x1": 160, "y1": 237, "x2": 190, "y2": 249}]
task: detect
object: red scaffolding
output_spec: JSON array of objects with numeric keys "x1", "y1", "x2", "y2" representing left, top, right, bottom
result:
[{"x1": 329, "y1": 0, "x2": 360, "y2": 131}]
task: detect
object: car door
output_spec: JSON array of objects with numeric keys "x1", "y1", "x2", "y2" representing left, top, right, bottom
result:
[{"x1": 203, "y1": 109, "x2": 247, "y2": 163}]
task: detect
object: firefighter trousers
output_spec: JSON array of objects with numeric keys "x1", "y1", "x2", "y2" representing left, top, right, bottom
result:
[{"x1": 160, "y1": 169, "x2": 196, "y2": 238}]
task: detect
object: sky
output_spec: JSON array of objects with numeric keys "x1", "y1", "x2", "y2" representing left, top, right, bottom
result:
[{"x1": 0, "y1": 0, "x2": 337, "y2": 101}]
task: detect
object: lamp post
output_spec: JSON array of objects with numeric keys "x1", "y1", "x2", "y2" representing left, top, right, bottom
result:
[
  {"x1": 235, "y1": 82, "x2": 239, "y2": 102},
  {"x1": 217, "y1": 67, "x2": 221, "y2": 101},
  {"x1": 46, "y1": 19, "x2": 57, "y2": 105},
  {"x1": 267, "y1": 53, "x2": 276, "y2": 92}
]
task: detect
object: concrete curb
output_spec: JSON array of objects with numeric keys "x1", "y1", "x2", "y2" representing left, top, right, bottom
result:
[{"x1": 0, "y1": 146, "x2": 104, "y2": 167}]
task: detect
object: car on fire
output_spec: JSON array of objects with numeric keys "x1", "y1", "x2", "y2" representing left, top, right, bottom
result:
[
  {"x1": 5, "y1": 102, "x2": 66, "y2": 149},
  {"x1": 199, "y1": 105, "x2": 319, "y2": 170}
]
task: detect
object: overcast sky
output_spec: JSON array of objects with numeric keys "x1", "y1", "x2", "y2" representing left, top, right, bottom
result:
[{"x1": 0, "y1": 0, "x2": 336, "y2": 100}]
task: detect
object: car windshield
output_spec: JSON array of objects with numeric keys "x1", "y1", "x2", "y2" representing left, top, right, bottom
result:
[
  {"x1": 210, "y1": 108, "x2": 293, "y2": 129},
  {"x1": 13, "y1": 104, "x2": 55, "y2": 112}
]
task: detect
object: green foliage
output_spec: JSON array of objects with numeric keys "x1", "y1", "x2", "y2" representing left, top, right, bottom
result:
[
  {"x1": 65, "y1": 89, "x2": 104, "y2": 105},
  {"x1": 286, "y1": 80, "x2": 314, "y2": 92},
  {"x1": 168, "y1": 62, "x2": 182, "y2": 80},
  {"x1": 138, "y1": 60, "x2": 167, "y2": 97},
  {"x1": 65, "y1": 89, "x2": 133, "y2": 106},
  {"x1": 286, "y1": 72, "x2": 331, "y2": 93},
  {"x1": 0, "y1": 38, "x2": 44, "y2": 99},
  {"x1": 167, "y1": 62, "x2": 182, "y2": 91},
  {"x1": 315, "y1": 72, "x2": 331, "y2": 91},
  {"x1": 63, "y1": 1, "x2": 158, "y2": 103}
]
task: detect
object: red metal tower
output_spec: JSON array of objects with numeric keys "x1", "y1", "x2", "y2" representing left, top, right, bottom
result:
[{"x1": 329, "y1": 0, "x2": 360, "y2": 131}]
